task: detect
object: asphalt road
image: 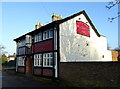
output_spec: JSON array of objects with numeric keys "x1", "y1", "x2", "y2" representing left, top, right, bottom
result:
[{"x1": 1, "y1": 70, "x2": 57, "y2": 88}]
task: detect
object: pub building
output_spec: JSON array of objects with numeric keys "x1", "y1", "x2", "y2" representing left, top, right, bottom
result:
[{"x1": 14, "y1": 10, "x2": 112, "y2": 78}]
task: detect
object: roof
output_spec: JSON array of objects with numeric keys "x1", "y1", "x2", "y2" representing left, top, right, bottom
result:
[{"x1": 14, "y1": 10, "x2": 101, "y2": 41}]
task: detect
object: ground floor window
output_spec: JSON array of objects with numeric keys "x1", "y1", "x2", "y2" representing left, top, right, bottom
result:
[
  {"x1": 34, "y1": 53, "x2": 53, "y2": 67},
  {"x1": 34, "y1": 54, "x2": 42, "y2": 66},
  {"x1": 43, "y1": 53, "x2": 53, "y2": 67},
  {"x1": 18, "y1": 56, "x2": 25, "y2": 66}
]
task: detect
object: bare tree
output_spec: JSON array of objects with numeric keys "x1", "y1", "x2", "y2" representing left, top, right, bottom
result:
[
  {"x1": 0, "y1": 44, "x2": 7, "y2": 58},
  {"x1": 106, "y1": 0, "x2": 120, "y2": 22}
]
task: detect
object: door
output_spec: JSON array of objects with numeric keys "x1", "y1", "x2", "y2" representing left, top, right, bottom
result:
[{"x1": 26, "y1": 56, "x2": 32, "y2": 75}]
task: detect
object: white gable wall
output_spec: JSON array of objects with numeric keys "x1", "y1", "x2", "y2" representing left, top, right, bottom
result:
[{"x1": 59, "y1": 14, "x2": 112, "y2": 62}]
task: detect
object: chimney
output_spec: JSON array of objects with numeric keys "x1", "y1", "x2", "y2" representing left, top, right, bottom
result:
[
  {"x1": 52, "y1": 13, "x2": 62, "y2": 22},
  {"x1": 35, "y1": 22, "x2": 44, "y2": 29}
]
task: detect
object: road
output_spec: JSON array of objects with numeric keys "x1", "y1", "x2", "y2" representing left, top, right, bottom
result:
[{"x1": 1, "y1": 69, "x2": 57, "y2": 88}]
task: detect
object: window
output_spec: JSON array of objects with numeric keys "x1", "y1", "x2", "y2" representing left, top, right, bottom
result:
[
  {"x1": 102, "y1": 55, "x2": 104, "y2": 58},
  {"x1": 43, "y1": 30, "x2": 53, "y2": 40},
  {"x1": 38, "y1": 32, "x2": 42, "y2": 41},
  {"x1": 43, "y1": 53, "x2": 53, "y2": 67},
  {"x1": 49, "y1": 30, "x2": 53, "y2": 38},
  {"x1": 34, "y1": 54, "x2": 42, "y2": 66},
  {"x1": 34, "y1": 32, "x2": 42, "y2": 42},
  {"x1": 26, "y1": 35, "x2": 32, "y2": 44},
  {"x1": 43, "y1": 31, "x2": 47, "y2": 40},
  {"x1": 18, "y1": 56, "x2": 25, "y2": 66},
  {"x1": 18, "y1": 39, "x2": 26, "y2": 47}
]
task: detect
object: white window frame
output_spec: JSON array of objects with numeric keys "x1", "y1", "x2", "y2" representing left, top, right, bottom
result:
[
  {"x1": 34, "y1": 32, "x2": 42, "y2": 43},
  {"x1": 43, "y1": 53, "x2": 53, "y2": 67},
  {"x1": 43, "y1": 29, "x2": 53, "y2": 40},
  {"x1": 18, "y1": 56, "x2": 25, "y2": 66},
  {"x1": 49, "y1": 30, "x2": 53, "y2": 38},
  {"x1": 34, "y1": 54, "x2": 42, "y2": 66},
  {"x1": 38, "y1": 32, "x2": 42, "y2": 42},
  {"x1": 26, "y1": 35, "x2": 32, "y2": 44}
]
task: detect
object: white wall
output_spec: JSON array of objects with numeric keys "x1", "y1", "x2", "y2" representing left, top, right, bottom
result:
[
  {"x1": 9, "y1": 57, "x2": 15, "y2": 61},
  {"x1": 59, "y1": 14, "x2": 112, "y2": 62}
]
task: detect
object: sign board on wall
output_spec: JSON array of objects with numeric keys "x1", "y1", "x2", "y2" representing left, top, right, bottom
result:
[{"x1": 76, "y1": 21, "x2": 90, "y2": 37}]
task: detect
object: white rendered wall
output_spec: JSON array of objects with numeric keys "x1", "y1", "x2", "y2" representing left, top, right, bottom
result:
[{"x1": 59, "y1": 14, "x2": 112, "y2": 62}]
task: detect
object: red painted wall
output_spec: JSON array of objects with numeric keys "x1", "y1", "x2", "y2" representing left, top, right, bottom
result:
[{"x1": 34, "y1": 39, "x2": 53, "y2": 53}]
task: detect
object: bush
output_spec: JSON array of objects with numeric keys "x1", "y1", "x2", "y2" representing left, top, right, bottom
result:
[{"x1": 2, "y1": 60, "x2": 16, "y2": 67}]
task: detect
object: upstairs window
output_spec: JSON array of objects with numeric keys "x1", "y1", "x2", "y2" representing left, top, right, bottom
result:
[
  {"x1": 26, "y1": 35, "x2": 32, "y2": 44},
  {"x1": 34, "y1": 32, "x2": 42, "y2": 42},
  {"x1": 43, "y1": 30, "x2": 53, "y2": 40}
]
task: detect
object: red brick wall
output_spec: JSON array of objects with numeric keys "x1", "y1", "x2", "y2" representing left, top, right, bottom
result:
[
  {"x1": 34, "y1": 68, "x2": 42, "y2": 75},
  {"x1": 59, "y1": 62, "x2": 120, "y2": 87},
  {"x1": 18, "y1": 67, "x2": 25, "y2": 73},
  {"x1": 34, "y1": 68, "x2": 53, "y2": 77},
  {"x1": 43, "y1": 69, "x2": 53, "y2": 77},
  {"x1": 111, "y1": 50, "x2": 119, "y2": 61},
  {"x1": 118, "y1": 51, "x2": 120, "y2": 61}
]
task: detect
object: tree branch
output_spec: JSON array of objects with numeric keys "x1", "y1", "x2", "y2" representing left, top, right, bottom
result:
[
  {"x1": 106, "y1": 0, "x2": 120, "y2": 10},
  {"x1": 108, "y1": 12, "x2": 120, "y2": 22}
]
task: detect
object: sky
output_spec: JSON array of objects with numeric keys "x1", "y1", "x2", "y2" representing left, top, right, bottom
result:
[{"x1": 1, "y1": 2, "x2": 118, "y2": 55}]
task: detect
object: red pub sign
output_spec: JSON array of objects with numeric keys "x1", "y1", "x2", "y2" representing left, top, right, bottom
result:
[{"x1": 76, "y1": 21, "x2": 90, "y2": 37}]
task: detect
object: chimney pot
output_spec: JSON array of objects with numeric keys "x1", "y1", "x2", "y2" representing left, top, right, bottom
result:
[
  {"x1": 35, "y1": 22, "x2": 44, "y2": 29},
  {"x1": 52, "y1": 13, "x2": 62, "y2": 22}
]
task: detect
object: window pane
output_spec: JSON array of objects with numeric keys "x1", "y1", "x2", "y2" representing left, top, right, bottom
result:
[
  {"x1": 38, "y1": 32, "x2": 42, "y2": 41},
  {"x1": 46, "y1": 31, "x2": 49, "y2": 39},
  {"x1": 38, "y1": 59, "x2": 39, "y2": 65},
  {"x1": 44, "y1": 58, "x2": 46, "y2": 65},
  {"x1": 40, "y1": 58, "x2": 42, "y2": 65},
  {"x1": 50, "y1": 58, "x2": 53, "y2": 66},
  {"x1": 47, "y1": 58, "x2": 49, "y2": 65},
  {"x1": 43, "y1": 32, "x2": 46, "y2": 40},
  {"x1": 50, "y1": 53, "x2": 53, "y2": 57},
  {"x1": 38, "y1": 54, "x2": 39, "y2": 58},
  {"x1": 49, "y1": 30, "x2": 53, "y2": 38},
  {"x1": 47, "y1": 54, "x2": 49, "y2": 58}
]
